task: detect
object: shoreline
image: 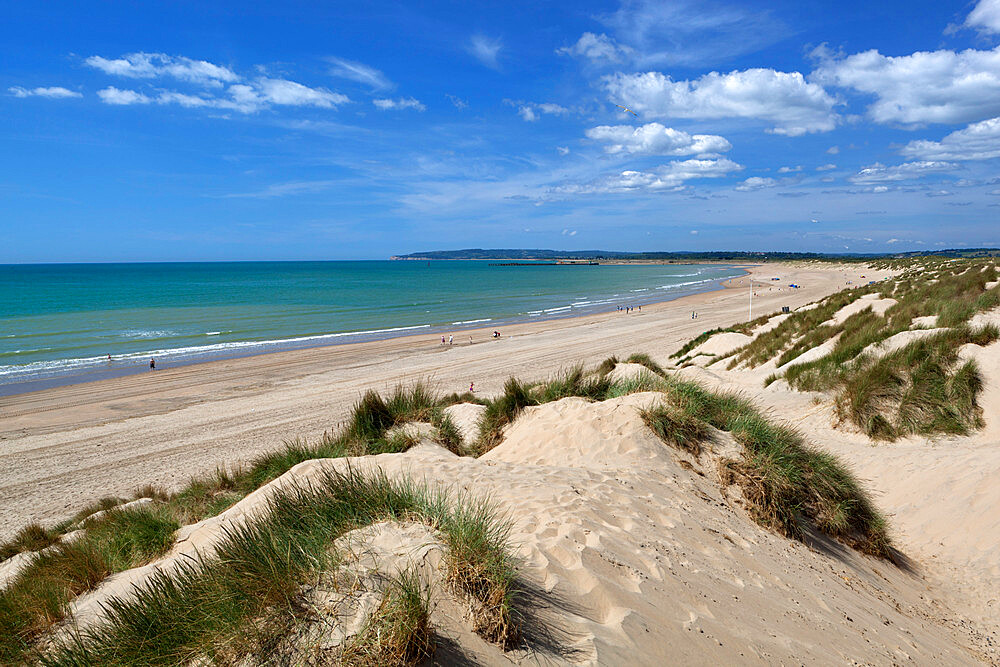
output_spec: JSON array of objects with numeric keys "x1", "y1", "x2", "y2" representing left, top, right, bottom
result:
[
  {"x1": 0, "y1": 262, "x2": 886, "y2": 539},
  {"x1": 0, "y1": 266, "x2": 746, "y2": 398}
]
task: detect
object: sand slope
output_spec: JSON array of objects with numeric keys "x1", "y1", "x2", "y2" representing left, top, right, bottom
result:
[{"x1": 59, "y1": 393, "x2": 981, "y2": 664}]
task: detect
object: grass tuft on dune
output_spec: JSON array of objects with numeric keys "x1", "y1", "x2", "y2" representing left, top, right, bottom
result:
[
  {"x1": 686, "y1": 258, "x2": 1000, "y2": 441},
  {"x1": 41, "y1": 468, "x2": 519, "y2": 664}
]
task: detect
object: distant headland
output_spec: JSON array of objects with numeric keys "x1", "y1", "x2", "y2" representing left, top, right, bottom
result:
[{"x1": 390, "y1": 248, "x2": 1000, "y2": 262}]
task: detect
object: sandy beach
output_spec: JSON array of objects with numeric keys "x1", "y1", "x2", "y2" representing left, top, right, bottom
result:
[
  {"x1": 6, "y1": 259, "x2": 1000, "y2": 663},
  {"x1": 0, "y1": 263, "x2": 874, "y2": 538}
]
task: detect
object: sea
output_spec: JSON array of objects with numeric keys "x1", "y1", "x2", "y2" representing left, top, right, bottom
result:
[{"x1": 0, "y1": 261, "x2": 744, "y2": 395}]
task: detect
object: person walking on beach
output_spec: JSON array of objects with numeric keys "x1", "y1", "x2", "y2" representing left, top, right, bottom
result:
[
  {"x1": 469, "y1": 381, "x2": 474, "y2": 392},
  {"x1": 448, "y1": 335, "x2": 454, "y2": 345},
  {"x1": 442, "y1": 336, "x2": 446, "y2": 345},
  {"x1": 149, "y1": 358, "x2": 155, "y2": 370}
]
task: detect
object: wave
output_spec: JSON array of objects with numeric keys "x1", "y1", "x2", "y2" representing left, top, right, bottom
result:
[
  {"x1": 0, "y1": 324, "x2": 432, "y2": 380},
  {"x1": 450, "y1": 318, "x2": 492, "y2": 325}
]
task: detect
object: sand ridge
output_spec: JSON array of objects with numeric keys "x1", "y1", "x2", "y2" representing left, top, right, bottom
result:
[{"x1": 55, "y1": 391, "x2": 980, "y2": 664}]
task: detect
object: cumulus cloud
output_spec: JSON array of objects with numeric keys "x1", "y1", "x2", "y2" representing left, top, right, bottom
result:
[
  {"x1": 556, "y1": 32, "x2": 631, "y2": 63},
  {"x1": 553, "y1": 158, "x2": 742, "y2": 194},
  {"x1": 585, "y1": 122, "x2": 730, "y2": 156},
  {"x1": 827, "y1": 145, "x2": 840, "y2": 154},
  {"x1": 849, "y1": 161, "x2": 958, "y2": 184},
  {"x1": 372, "y1": 97, "x2": 425, "y2": 111},
  {"x1": 97, "y1": 87, "x2": 152, "y2": 105},
  {"x1": 468, "y1": 34, "x2": 502, "y2": 69},
  {"x1": 327, "y1": 57, "x2": 392, "y2": 90},
  {"x1": 900, "y1": 117, "x2": 1000, "y2": 160},
  {"x1": 85, "y1": 53, "x2": 239, "y2": 87},
  {"x1": 604, "y1": 69, "x2": 838, "y2": 135},
  {"x1": 735, "y1": 176, "x2": 777, "y2": 191},
  {"x1": 966, "y1": 0, "x2": 1000, "y2": 33},
  {"x1": 8, "y1": 86, "x2": 81, "y2": 99},
  {"x1": 777, "y1": 165, "x2": 802, "y2": 173},
  {"x1": 813, "y1": 45, "x2": 1000, "y2": 125},
  {"x1": 816, "y1": 163, "x2": 837, "y2": 171}
]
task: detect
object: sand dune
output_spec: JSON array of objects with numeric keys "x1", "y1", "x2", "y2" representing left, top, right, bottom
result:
[
  {"x1": 55, "y1": 390, "x2": 982, "y2": 664},
  {"x1": 677, "y1": 296, "x2": 1000, "y2": 659}
]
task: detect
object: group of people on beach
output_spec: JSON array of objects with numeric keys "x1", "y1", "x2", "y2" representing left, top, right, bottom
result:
[
  {"x1": 441, "y1": 331, "x2": 500, "y2": 346},
  {"x1": 617, "y1": 305, "x2": 640, "y2": 313}
]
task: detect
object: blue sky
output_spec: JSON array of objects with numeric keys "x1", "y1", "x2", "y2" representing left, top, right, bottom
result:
[{"x1": 4, "y1": 0, "x2": 1000, "y2": 261}]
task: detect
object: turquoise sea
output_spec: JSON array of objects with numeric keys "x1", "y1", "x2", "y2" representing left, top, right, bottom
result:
[{"x1": 0, "y1": 261, "x2": 743, "y2": 394}]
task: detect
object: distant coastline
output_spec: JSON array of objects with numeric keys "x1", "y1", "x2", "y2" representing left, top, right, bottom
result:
[{"x1": 390, "y1": 247, "x2": 1000, "y2": 262}]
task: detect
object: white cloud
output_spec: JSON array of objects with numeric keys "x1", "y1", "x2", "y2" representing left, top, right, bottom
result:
[
  {"x1": 553, "y1": 158, "x2": 742, "y2": 194},
  {"x1": 446, "y1": 94, "x2": 468, "y2": 109},
  {"x1": 886, "y1": 238, "x2": 900, "y2": 244},
  {"x1": 509, "y1": 101, "x2": 568, "y2": 122},
  {"x1": 468, "y1": 34, "x2": 502, "y2": 69},
  {"x1": 735, "y1": 176, "x2": 777, "y2": 191},
  {"x1": 372, "y1": 97, "x2": 425, "y2": 111},
  {"x1": 813, "y1": 46, "x2": 1000, "y2": 125},
  {"x1": 8, "y1": 86, "x2": 81, "y2": 99},
  {"x1": 827, "y1": 145, "x2": 840, "y2": 154},
  {"x1": 327, "y1": 57, "x2": 392, "y2": 90},
  {"x1": 849, "y1": 161, "x2": 958, "y2": 184},
  {"x1": 556, "y1": 32, "x2": 631, "y2": 63},
  {"x1": 561, "y1": 228, "x2": 578, "y2": 236},
  {"x1": 816, "y1": 163, "x2": 837, "y2": 171},
  {"x1": 85, "y1": 53, "x2": 238, "y2": 87},
  {"x1": 900, "y1": 117, "x2": 1000, "y2": 160},
  {"x1": 690, "y1": 230, "x2": 698, "y2": 234},
  {"x1": 97, "y1": 87, "x2": 152, "y2": 105},
  {"x1": 556, "y1": 146, "x2": 570, "y2": 155},
  {"x1": 966, "y1": 0, "x2": 1000, "y2": 33},
  {"x1": 596, "y1": 0, "x2": 786, "y2": 67},
  {"x1": 254, "y1": 78, "x2": 348, "y2": 109},
  {"x1": 87, "y1": 52, "x2": 349, "y2": 115},
  {"x1": 777, "y1": 165, "x2": 802, "y2": 173},
  {"x1": 604, "y1": 69, "x2": 838, "y2": 135},
  {"x1": 585, "y1": 122, "x2": 730, "y2": 156},
  {"x1": 221, "y1": 180, "x2": 339, "y2": 199},
  {"x1": 96, "y1": 79, "x2": 347, "y2": 113}
]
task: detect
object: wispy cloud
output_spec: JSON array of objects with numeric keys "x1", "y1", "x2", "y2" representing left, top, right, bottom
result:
[
  {"x1": 445, "y1": 94, "x2": 468, "y2": 109},
  {"x1": 326, "y1": 57, "x2": 393, "y2": 90},
  {"x1": 850, "y1": 161, "x2": 958, "y2": 184},
  {"x1": 468, "y1": 34, "x2": 502, "y2": 69},
  {"x1": 504, "y1": 99, "x2": 569, "y2": 122},
  {"x1": 373, "y1": 97, "x2": 425, "y2": 111},
  {"x1": 8, "y1": 86, "x2": 81, "y2": 99},
  {"x1": 87, "y1": 52, "x2": 349, "y2": 115},
  {"x1": 95, "y1": 79, "x2": 347, "y2": 113},
  {"x1": 596, "y1": 0, "x2": 787, "y2": 67},
  {"x1": 219, "y1": 180, "x2": 340, "y2": 199},
  {"x1": 85, "y1": 53, "x2": 239, "y2": 87}
]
